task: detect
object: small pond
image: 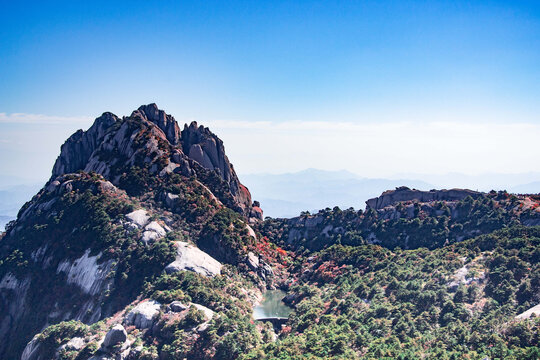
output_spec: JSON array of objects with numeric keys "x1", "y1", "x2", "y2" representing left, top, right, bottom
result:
[{"x1": 253, "y1": 289, "x2": 292, "y2": 319}]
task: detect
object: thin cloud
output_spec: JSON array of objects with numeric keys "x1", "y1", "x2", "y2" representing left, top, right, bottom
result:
[
  {"x1": 205, "y1": 119, "x2": 540, "y2": 176},
  {"x1": 0, "y1": 112, "x2": 93, "y2": 125}
]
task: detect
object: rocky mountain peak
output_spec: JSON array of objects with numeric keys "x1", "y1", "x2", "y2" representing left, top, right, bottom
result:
[
  {"x1": 51, "y1": 112, "x2": 119, "y2": 178},
  {"x1": 49, "y1": 104, "x2": 256, "y2": 218},
  {"x1": 132, "y1": 103, "x2": 181, "y2": 145}
]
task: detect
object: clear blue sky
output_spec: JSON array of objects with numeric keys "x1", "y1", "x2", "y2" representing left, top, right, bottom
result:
[
  {"x1": 1, "y1": 0, "x2": 539, "y2": 121},
  {"x1": 1, "y1": 1, "x2": 540, "y2": 180}
]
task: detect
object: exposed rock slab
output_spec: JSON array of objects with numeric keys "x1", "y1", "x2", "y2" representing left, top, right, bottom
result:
[
  {"x1": 516, "y1": 304, "x2": 540, "y2": 320},
  {"x1": 125, "y1": 210, "x2": 150, "y2": 228},
  {"x1": 165, "y1": 241, "x2": 222, "y2": 277},
  {"x1": 56, "y1": 249, "x2": 114, "y2": 296}
]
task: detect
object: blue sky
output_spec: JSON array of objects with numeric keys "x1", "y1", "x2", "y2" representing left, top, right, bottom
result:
[{"x1": 1, "y1": 1, "x2": 540, "y2": 180}]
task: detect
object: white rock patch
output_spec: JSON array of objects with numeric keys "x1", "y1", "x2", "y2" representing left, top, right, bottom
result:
[
  {"x1": 141, "y1": 221, "x2": 167, "y2": 244},
  {"x1": 126, "y1": 209, "x2": 150, "y2": 228},
  {"x1": 165, "y1": 242, "x2": 222, "y2": 277},
  {"x1": 125, "y1": 300, "x2": 161, "y2": 329},
  {"x1": 516, "y1": 304, "x2": 540, "y2": 320},
  {"x1": 246, "y1": 224, "x2": 257, "y2": 240},
  {"x1": 56, "y1": 249, "x2": 113, "y2": 295}
]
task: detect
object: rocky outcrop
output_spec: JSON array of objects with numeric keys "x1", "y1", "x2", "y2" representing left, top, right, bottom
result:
[
  {"x1": 134, "y1": 103, "x2": 181, "y2": 145},
  {"x1": 181, "y1": 121, "x2": 252, "y2": 215},
  {"x1": 366, "y1": 187, "x2": 483, "y2": 210},
  {"x1": 141, "y1": 221, "x2": 168, "y2": 244},
  {"x1": 125, "y1": 210, "x2": 150, "y2": 228},
  {"x1": 56, "y1": 249, "x2": 114, "y2": 296},
  {"x1": 51, "y1": 112, "x2": 119, "y2": 179},
  {"x1": 49, "y1": 104, "x2": 254, "y2": 218},
  {"x1": 102, "y1": 324, "x2": 127, "y2": 348},
  {"x1": 164, "y1": 242, "x2": 222, "y2": 277},
  {"x1": 168, "y1": 301, "x2": 188, "y2": 312},
  {"x1": 125, "y1": 300, "x2": 161, "y2": 330}
]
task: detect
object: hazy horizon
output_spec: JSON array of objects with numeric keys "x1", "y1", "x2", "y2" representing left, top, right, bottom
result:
[{"x1": 1, "y1": 1, "x2": 540, "y2": 183}]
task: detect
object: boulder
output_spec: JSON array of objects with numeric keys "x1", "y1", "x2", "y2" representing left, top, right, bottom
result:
[
  {"x1": 165, "y1": 192, "x2": 179, "y2": 208},
  {"x1": 126, "y1": 210, "x2": 150, "y2": 228},
  {"x1": 125, "y1": 300, "x2": 161, "y2": 329},
  {"x1": 141, "y1": 221, "x2": 167, "y2": 244},
  {"x1": 58, "y1": 337, "x2": 85, "y2": 353},
  {"x1": 168, "y1": 301, "x2": 188, "y2": 312},
  {"x1": 258, "y1": 262, "x2": 274, "y2": 281},
  {"x1": 102, "y1": 324, "x2": 127, "y2": 348},
  {"x1": 165, "y1": 242, "x2": 222, "y2": 277}
]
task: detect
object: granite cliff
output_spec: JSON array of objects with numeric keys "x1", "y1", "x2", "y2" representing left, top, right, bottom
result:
[{"x1": 0, "y1": 105, "x2": 269, "y2": 359}]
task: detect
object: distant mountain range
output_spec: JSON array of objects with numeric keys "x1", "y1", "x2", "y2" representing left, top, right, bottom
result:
[{"x1": 240, "y1": 169, "x2": 540, "y2": 218}]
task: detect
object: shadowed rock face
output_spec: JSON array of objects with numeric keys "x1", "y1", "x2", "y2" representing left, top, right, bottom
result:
[
  {"x1": 50, "y1": 103, "x2": 253, "y2": 217},
  {"x1": 133, "y1": 103, "x2": 181, "y2": 145},
  {"x1": 366, "y1": 186, "x2": 483, "y2": 210},
  {"x1": 51, "y1": 112, "x2": 119, "y2": 178}
]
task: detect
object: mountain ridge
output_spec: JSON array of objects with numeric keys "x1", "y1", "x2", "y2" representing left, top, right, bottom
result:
[{"x1": 0, "y1": 104, "x2": 539, "y2": 360}]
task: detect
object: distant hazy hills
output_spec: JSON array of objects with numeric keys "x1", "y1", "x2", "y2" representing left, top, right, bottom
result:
[
  {"x1": 241, "y1": 169, "x2": 433, "y2": 218},
  {"x1": 241, "y1": 169, "x2": 540, "y2": 218},
  {"x1": 0, "y1": 180, "x2": 43, "y2": 230}
]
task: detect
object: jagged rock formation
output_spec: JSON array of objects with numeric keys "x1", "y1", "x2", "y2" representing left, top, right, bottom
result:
[
  {"x1": 0, "y1": 105, "x2": 270, "y2": 359},
  {"x1": 50, "y1": 103, "x2": 254, "y2": 217},
  {"x1": 366, "y1": 186, "x2": 483, "y2": 210}
]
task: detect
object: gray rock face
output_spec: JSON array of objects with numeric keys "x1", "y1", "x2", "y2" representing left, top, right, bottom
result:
[
  {"x1": 134, "y1": 103, "x2": 181, "y2": 145},
  {"x1": 259, "y1": 262, "x2": 274, "y2": 281},
  {"x1": 49, "y1": 104, "x2": 254, "y2": 218},
  {"x1": 181, "y1": 121, "x2": 252, "y2": 215},
  {"x1": 366, "y1": 187, "x2": 483, "y2": 210},
  {"x1": 56, "y1": 249, "x2": 114, "y2": 296},
  {"x1": 168, "y1": 301, "x2": 188, "y2": 312},
  {"x1": 125, "y1": 300, "x2": 161, "y2": 329},
  {"x1": 165, "y1": 241, "x2": 222, "y2": 277},
  {"x1": 51, "y1": 112, "x2": 119, "y2": 179},
  {"x1": 246, "y1": 252, "x2": 259, "y2": 271},
  {"x1": 20, "y1": 336, "x2": 41, "y2": 360},
  {"x1": 125, "y1": 210, "x2": 150, "y2": 228},
  {"x1": 102, "y1": 324, "x2": 127, "y2": 348}
]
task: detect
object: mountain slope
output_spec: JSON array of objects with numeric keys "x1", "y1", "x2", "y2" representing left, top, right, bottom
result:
[
  {"x1": 0, "y1": 104, "x2": 538, "y2": 360},
  {"x1": 0, "y1": 105, "x2": 270, "y2": 359}
]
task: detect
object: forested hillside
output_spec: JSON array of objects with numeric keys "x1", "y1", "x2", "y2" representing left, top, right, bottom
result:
[{"x1": 0, "y1": 105, "x2": 538, "y2": 360}]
